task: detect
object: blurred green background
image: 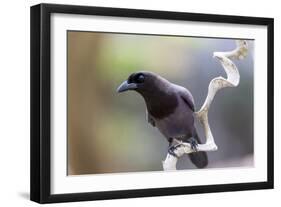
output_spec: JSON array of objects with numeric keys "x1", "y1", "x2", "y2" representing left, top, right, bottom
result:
[{"x1": 67, "y1": 31, "x2": 254, "y2": 175}]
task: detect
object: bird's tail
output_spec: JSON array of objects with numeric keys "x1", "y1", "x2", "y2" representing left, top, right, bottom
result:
[{"x1": 188, "y1": 130, "x2": 208, "y2": 168}]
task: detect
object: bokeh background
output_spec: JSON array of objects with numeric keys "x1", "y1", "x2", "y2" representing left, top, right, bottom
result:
[{"x1": 67, "y1": 31, "x2": 254, "y2": 175}]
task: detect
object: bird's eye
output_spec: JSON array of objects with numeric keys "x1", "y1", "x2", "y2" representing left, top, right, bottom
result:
[{"x1": 135, "y1": 74, "x2": 145, "y2": 83}]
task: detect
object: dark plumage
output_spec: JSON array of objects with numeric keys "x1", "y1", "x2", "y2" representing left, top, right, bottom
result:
[{"x1": 117, "y1": 71, "x2": 208, "y2": 168}]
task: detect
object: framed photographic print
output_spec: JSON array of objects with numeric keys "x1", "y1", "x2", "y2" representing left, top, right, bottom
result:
[{"x1": 30, "y1": 3, "x2": 274, "y2": 203}]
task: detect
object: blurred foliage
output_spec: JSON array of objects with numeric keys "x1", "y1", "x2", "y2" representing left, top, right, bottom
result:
[{"x1": 67, "y1": 31, "x2": 254, "y2": 175}]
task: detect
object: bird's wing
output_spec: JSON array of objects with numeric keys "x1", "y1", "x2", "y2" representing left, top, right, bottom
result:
[
  {"x1": 146, "y1": 109, "x2": 156, "y2": 127},
  {"x1": 175, "y1": 85, "x2": 195, "y2": 111}
]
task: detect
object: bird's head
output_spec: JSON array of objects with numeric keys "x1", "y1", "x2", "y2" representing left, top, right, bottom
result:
[
  {"x1": 116, "y1": 71, "x2": 161, "y2": 94},
  {"x1": 117, "y1": 71, "x2": 178, "y2": 118}
]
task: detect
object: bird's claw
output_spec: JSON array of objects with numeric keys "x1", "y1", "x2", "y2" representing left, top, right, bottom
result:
[
  {"x1": 188, "y1": 137, "x2": 198, "y2": 152},
  {"x1": 168, "y1": 144, "x2": 181, "y2": 158}
]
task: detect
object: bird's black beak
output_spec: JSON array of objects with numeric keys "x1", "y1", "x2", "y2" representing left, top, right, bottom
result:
[{"x1": 116, "y1": 81, "x2": 137, "y2": 93}]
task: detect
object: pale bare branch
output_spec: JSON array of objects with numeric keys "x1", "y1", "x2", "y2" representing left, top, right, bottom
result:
[{"x1": 163, "y1": 40, "x2": 248, "y2": 171}]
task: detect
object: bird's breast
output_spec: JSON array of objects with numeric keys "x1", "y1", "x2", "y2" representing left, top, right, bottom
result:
[
  {"x1": 145, "y1": 93, "x2": 178, "y2": 119},
  {"x1": 154, "y1": 99, "x2": 195, "y2": 138}
]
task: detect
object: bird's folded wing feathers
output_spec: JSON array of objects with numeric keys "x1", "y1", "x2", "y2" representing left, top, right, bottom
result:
[{"x1": 176, "y1": 86, "x2": 195, "y2": 111}]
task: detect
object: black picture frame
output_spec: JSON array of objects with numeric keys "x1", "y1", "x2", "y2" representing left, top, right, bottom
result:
[{"x1": 30, "y1": 3, "x2": 274, "y2": 204}]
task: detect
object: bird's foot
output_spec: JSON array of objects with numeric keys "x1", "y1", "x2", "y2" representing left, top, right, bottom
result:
[
  {"x1": 168, "y1": 144, "x2": 181, "y2": 158},
  {"x1": 187, "y1": 137, "x2": 198, "y2": 151}
]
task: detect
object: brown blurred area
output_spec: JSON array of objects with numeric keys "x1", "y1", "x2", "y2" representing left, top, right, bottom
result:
[
  {"x1": 68, "y1": 32, "x2": 104, "y2": 174},
  {"x1": 67, "y1": 31, "x2": 254, "y2": 175}
]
